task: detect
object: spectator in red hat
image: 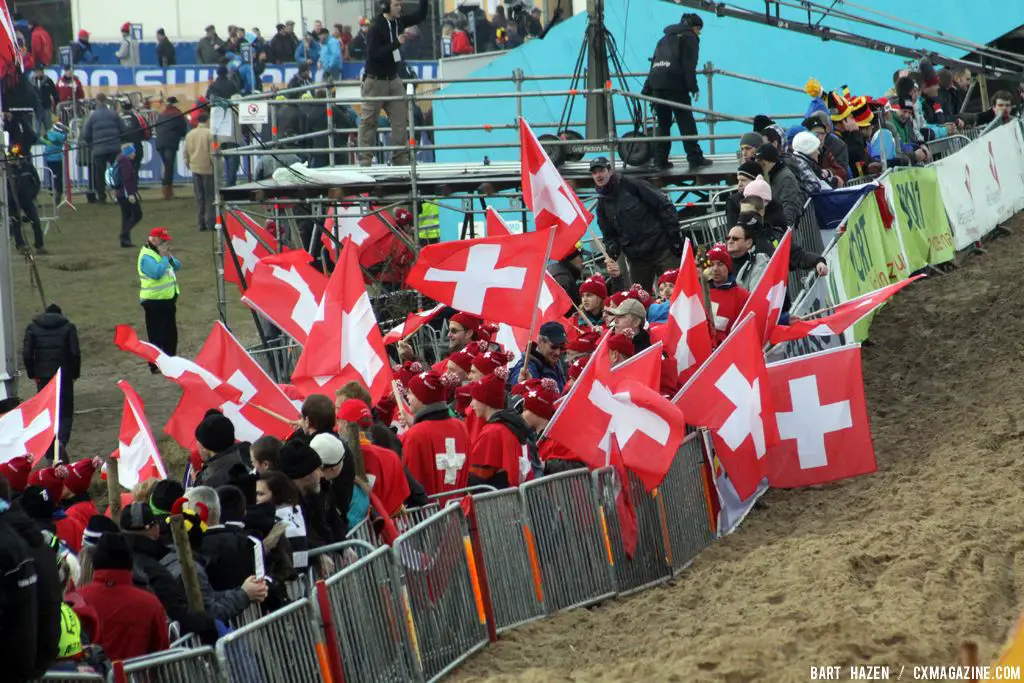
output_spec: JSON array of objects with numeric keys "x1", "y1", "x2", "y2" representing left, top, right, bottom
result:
[
  {"x1": 446, "y1": 348, "x2": 475, "y2": 382},
  {"x1": 0, "y1": 456, "x2": 33, "y2": 496},
  {"x1": 705, "y1": 243, "x2": 749, "y2": 343},
  {"x1": 337, "y1": 400, "x2": 411, "y2": 520},
  {"x1": 607, "y1": 332, "x2": 635, "y2": 365},
  {"x1": 115, "y1": 22, "x2": 140, "y2": 66},
  {"x1": 62, "y1": 458, "x2": 101, "y2": 541},
  {"x1": 656, "y1": 269, "x2": 677, "y2": 302},
  {"x1": 138, "y1": 228, "x2": 181, "y2": 371},
  {"x1": 71, "y1": 29, "x2": 96, "y2": 64},
  {"x1": 469, "y1": 349, "x2": 508, "y2": 381},
  {"x1": 401, "y1": 371, "x2": 470, "y2": 496},
  {"x1": 578, "y1": 274, "x2": 607, "y2": 326},
  {"x1": 467, "y1": 370, "x2": 535, "y2": 488},
  {"x1": 565, "y1": 354, "x2": 590, "y2": 392},
  {"x1": 603, "y1": 291, "x2": 627, "y2": 327},
  {"x1": 607, "y1": 298, "x2": 650, "y2": 352},
  {"x1": 566, "y1": 330, "x2": 600, "y2": 361}
]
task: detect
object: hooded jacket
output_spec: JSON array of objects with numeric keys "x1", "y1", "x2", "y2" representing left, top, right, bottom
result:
[
  {"x1": 23, "y1": 306, "x2": 80, "y2": 381},
  {"x1": 81, "y1": 105, "x2": 125, "y2": 156},
  {"x1": 765, "y1": 161, "x2": 806, "y2": 228},
  {"x1": 468, "y1": 409, "x2": 537, "y2": 489},
  {"x1": 0, "y1": 508, "x2": 44, "y2": 680},
  {"x1": 194, "y1": 444, "x2": 253, "y2": 500},
  {"x1": 159, "y1": 546, "x2": 251, "y2": 623},
  {"x1": 647, "y1": 19, "x2": 700, "y2": 94},
  {"x1": 595, "y1": 173, "x2": 683, "y2": 263},
  {"x1": 507, "y1": 346, "x2": 568, "y2": 393}
]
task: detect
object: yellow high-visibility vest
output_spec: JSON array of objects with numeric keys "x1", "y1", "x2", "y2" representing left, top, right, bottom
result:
[
  {"x1": 138, "y1": 246, "x2": 179, "y2": 301},
  {"x1": 57, "y1": 603, "x2": 84, "y2": 659},
  {"x1": 418, "y1": 203, "x2": 440, "y2": 240}
]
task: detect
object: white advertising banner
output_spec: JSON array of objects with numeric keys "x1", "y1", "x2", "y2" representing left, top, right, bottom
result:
[{"x1": 934, "y1": 120, "x2": 1024, "y2": 250}]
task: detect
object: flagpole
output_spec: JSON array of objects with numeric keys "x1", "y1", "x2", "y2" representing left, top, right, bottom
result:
[
  {"x1": 519, "y1": 227, "x2": 558, "y2": 381},
  {"x1": 249, "y1": 402, "x2": 298, "y2": 426},
  {"x1": 52, "y1": 369, "x2": 63, "y2": 464},
  {"x1": 573, "y1": 302, "x2": 598, "y2": 327}
]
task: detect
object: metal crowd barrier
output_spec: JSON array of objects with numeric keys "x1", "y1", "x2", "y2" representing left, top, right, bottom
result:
[
  {"x1": 471, "y1": 488, "x2": 546, "y2": 632},
  {"x1": 657, "y1": 433, "x2": 717, "y2": 574},
  {"x1": 392, "y1": 504, "x2": 489, "y2": 681},
  {"x1": 227, "y1": 601, "x2": 264, "y2": 630},
  {"x1": 216, "y1": 598, "x2": 327, "y2": 683},
  {"x1": 520, "y1": 469, "x2": 616, "y2": 614},
  {"x1": 169, "y1": 632, "x2": 204, "y2": 649},
  {"x1": 114, "y1": 646, "x2": 222, "y2": 682},
  {"x1": 844, "y1": 174, "x2": 878, "y2": 187},
  {"x1": 323, "y1": 546, "x2": 419, "y2": 683},
  {"x1": 346, "y1": 517, "x2": 378, "y2": 547},
  {"x1": 308, "y1": 539, "x2": 378, "y2": 576},
  {"x1": 393, "y1": 502, "x2": 441, "y2": 534},
  {"x1": 31, "y1": 673, "x2": 104, "y2": 682},
  {"x1": 679, "y1": 210, "x2": 729, "y2": 247},
  {"x1": 927, "y1": 134, "x2": 971, "y2": 161}
]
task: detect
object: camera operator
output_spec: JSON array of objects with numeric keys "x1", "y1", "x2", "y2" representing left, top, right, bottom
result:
[{"x1": 358, "y1": 0, "x2": 429, "y2": 168}]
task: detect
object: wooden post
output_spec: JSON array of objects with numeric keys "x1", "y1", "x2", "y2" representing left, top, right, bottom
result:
[
  {"x1": 343, "y1": 422, "x2": 366, "y2": 483},
  {"x1": 105, "y1": 458, "x2": 122, "y2": 521},
  {"x1": 169, "y1": 514, "x2": 205, "y2": 614}
]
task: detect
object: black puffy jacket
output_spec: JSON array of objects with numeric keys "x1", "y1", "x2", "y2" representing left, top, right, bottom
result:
[
  {"x1": 0, "y1": 509, "x2": 41, "y2": 681},
  {"x1": 23, "y1": 310, "x2": 80, "y2": 381},
  {"x1": 200, "y1": 524, "x2": 257, "y2": 592},
  {"x1": 595, "y1": 173, "x2": 682, "y2": 262},
  {"x1": 194, "y1": 445, "x2": 254, "y2": 501},
  {"x1": 155, "y1": 105, "x2": 188, "y2": 152},
  {"x1": 646, "y1": 20, "x2": 700, "y2": 94}
]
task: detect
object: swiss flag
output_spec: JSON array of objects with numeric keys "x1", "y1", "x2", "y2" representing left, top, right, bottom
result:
[
  {"x1": 406, "y1": 227, "x2": 557, "y2": 329},
  {"x1": 486, "y1": 207, "x2": 574, "y2": 324},
  {"x1": 612, "y1": 341, "x2": 663, "y2": 387},
  {"x1": 0, "y1": 370, "x2": 60, "y2": 465},
  {"x1": 292, "y1": 238, "x2": 394, "y2": 402},
  {"x1": 766, "y1": 346, "x2": 876, "y2": 487},
  {"x1": 240, "y1": 250, "x2": 328, "y2": 346},
  {"x1": 223, "y1": 210, "x2": 279, "y2": 292},
  {"x1": 734, "y1": 229, "x2": 792, "y2": 345},
  {"x1": 113, "y1": 381, "x2": 167, "y2": 490},
  {"x1": 769, "y1": 275, "x2": 923, "y2": 344},
  {"x1": 520, "y1": 118, "x2": 592, "y2": 259},
  {"x1": 673, "y1": 315, "x2": 778, "y2": 500},
  {"x1": 113, "y1": 325, "x2": 241, "y2": 403},
  {"x1": 322, "y1": 203, "x2": 401, "y2": 269},
  {"x1": 383, "y1": 303, "x2": 445, "y2": 345},
  {"x1": 663, "y1": 240, "x2": 714, "y2": 384}
]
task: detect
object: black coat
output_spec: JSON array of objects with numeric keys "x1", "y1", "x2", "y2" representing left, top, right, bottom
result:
[
  {"x1": 725, "y1": 190, "x2": 790, "y2": 232},
  {"x1": 595, "y1": 173, "x2": 682, "y2": 262},
  {"x1": 0, "y1": 509, "x2": 45, "y2": 680},
  {"x1": 364, "y1": 1, "x2": 429, "y2": 79},
  {"x1": 31, "y1": 75, "x2": 57, "y2": 112},
  {"x1": 200, "y1": 524, "x2": 257, "y2": 592},
  {"x1": 155, "y1": 105, "x2": 188, "y2": 152},
  {"x1": 156, "y1": 38, "x2": 177, "y2": 66},
  {"x1": 7, "y1": 157, "x2": 40, "y2": 212},
  {"x1": 646, "y1": 21, "x2": 699, "y2": 94},
  {"x1": 268, "y1": 33, "x2": 298, "y2": 64},
  {"x1": 547, "y1": 259, "x2": 582, "y2": 308},
  {"x1": 194, "y1": 444, "x2": 254, "y2": 500},
  {"x1": 206, "y1": 76, "x2": 241, "y2": 102},
  {"x1": 23, "y1": 310, "x2": 80, "y2": 381},
  {"x1": 121, "y1": 113, "x2": 147, "y2": 150}
]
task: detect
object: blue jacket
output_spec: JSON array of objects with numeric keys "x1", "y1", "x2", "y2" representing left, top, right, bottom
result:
[
  {"x1": 648, "y1": 301, "x2": 670, "y2": 324},
  {"x1": 319, "y1": 37, "x2": 342, "y2": 72},
  {"x1": 140, "y1": 253, "x2": 182, "y2": 280},
  {"x1": 507, "y1": 349, "x2": 567, "y2": 393},
  {"x1": 41, "y1": 127, "x2": 66, "y2": 164},
  {"x1": 295, "y1": 41, "x2": 320, "y2": 66}
]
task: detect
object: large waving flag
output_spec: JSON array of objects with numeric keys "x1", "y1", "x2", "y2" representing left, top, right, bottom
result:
[
  {"x1": 0, "y1": 370, "x2": 60, "y2": 465},
  {"x1": 113, "y1": 381, "x2": 167, "y2": 489}
]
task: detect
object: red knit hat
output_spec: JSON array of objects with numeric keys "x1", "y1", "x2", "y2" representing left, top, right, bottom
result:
[
  {"x1": 477, "y1": 321, "x2": 499, "y2": 344},
  {"x1": 375, "y1": 394, "x2": 398, "y2": 426},
  {"x1": 392, "y1": 360, "x2": 424, "y2": 387},
  {"x1": 566, "y1": 330, "x2": 601, "y2": 354},
  {"x1": 579, "y1": 274, "x2": 608, "y2": 299},
  {"x1": 0, "y1": 456, "x2": 33, "y2": 493},
  {"x1": 407, "y1": 370, "x2": 447, "y2": 405},
  {"x1": 604, "y1": 291, "x2": 629, "y2": 311},
  {"x1": 472, "y1": 349, "x2": 508, "y2": 376},
  {"x1": 450, "y1": 312, "x2": 482, "y2": 333},
  {"x1": 629, "y1": 284, "x2": 653, "y2": 309},
  {"x1": 658, "y1": 269, "x2": 679, "y2": 287},
  {"x1": 706, "y1": 243, "x2": 733, "y2": 271},
  {"x1": 120, "y1": 22, "x2": 131, "y2": 34},
  {"x1": 64, "y1": 458, "x2": 101, "y2": 496},
  {"x1": 28, "y1": 467, "x2": 64, "y2": 502},
  {"x1": 521, "y1": 378, "x2": 560, "y2": 420},
  {"x1": 608, "y1": 333, "x2": 635, "y2": 359},
  {"x1": 568, "y1": 355, "x2": 590, "y2": 381},
  {"x1": 337, "y1": 399, "x2": 372, "y2": 428},
  {"x1": 447, "y1": 348, "x2": 475, "y2": 374},
  {"x1": 468, "y1": 370, "x2": 507, "y2": 410},
  {"x1": 454, "y1": 385, "x2": 473, "y2": 413}
]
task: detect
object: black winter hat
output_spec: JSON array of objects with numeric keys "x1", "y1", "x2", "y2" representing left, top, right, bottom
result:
[
  {"x1": 752, "y1": 115, "x2": 774, "y2": 132},
  {"x1": 83, "y1": 514, "x2": 120, "y2": 547},
  {"x1": 737, "y1": 160, "x2": 762, "y2": 180},
  {"x1": 195, "y1": 412, "x2": 235, "y2": 453},
  {"x1": 754, "y1": 143, "x2": 780, "y2": 164},
  {"x1": 93, "y1": 533, "x2": 134, "y2": 571},
  {"x1": 18, "y1": 485, "x2": 55, "y2": 520},
  {"x1": 150, "y1": 480, "x2": 185, "y2": 515},
  {"x1": 45, "y1": 303, "x2": 62, "y2": 314},
  {"x1": 278, "y1": 440, "x2": 322, "y2": 480}
]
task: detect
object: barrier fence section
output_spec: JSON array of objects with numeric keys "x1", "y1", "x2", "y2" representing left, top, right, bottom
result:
[
  {"x1": 216, "y1": 598, "x2": 327, "y2": 683},
  {"x1": 391, "y1": 504, "x2": 489, "y2": 681},
  {"x1": 113, "y1": 646, "x2": 222, "y2": 683}
]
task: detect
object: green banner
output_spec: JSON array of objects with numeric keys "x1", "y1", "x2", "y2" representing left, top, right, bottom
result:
[
  {"x1": 886, "y1": 167, "x2": 956, "y2": 268},
  {"x1": 830, "y1": 191, "x2": 908, "y2": 341}
]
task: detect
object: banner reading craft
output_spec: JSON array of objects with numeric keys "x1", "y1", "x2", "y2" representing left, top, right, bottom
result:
[{"x1": 883, "y1": 167, "x2": 955, "y2": 271}]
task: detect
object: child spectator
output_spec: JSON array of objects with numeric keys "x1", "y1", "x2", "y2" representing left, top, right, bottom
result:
[{"x1": 706, "y1": 242, "x2": 749, "y2": 342}]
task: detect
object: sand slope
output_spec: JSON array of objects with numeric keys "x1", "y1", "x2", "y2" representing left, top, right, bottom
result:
[{"x1": 454, "y1": 218, "x2": 1024, "y2": 682}]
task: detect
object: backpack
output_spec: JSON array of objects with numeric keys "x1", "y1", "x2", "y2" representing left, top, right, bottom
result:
[{"x1": 105, "y1": 161, "x2": 122, "y2": 190}]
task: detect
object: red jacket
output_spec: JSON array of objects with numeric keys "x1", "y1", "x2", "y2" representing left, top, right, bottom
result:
[
  {"x1": 55, "y1": 513, "x2": 84, "y2": 554},
  {"x1": 451, "y1": 30, "x2": 474, "y2": 56},
  {"x1": 400, "y1": 410, "x2": 470, "y2": 497},
  {"x1": 64, "y1": 498, "x2": 98, "y2": 543},
  {"x1": 31, "y1": 26, "x2": 53, "y2": 66},
  {"x1": 709, "y1": 281, "x2": 749, "y2": 344},
  {"x1": 56, "y1": 76, "x2": 84, "y2": 103},
  {"x1": 77, "y1": 569, "x2": 170, "y2": 661},
  {"x1": 469, "y1": 420, "x2": 530, "y2": 487},
  {"x1": 362, "y1": 443, "x2": 411, "y2": 517}
]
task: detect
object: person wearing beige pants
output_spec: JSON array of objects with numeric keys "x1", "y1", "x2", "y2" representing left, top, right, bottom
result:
[{"x1": 358, "y1": 74, "x2": 409, "y2": 166}]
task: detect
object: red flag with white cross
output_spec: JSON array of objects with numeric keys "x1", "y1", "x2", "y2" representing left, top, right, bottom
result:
[
  {"x1": 113, "y1": 380, "x2": 167, "y2": 489},
  {"x1": 663, "y1": 240, "x2": 714, "y2": 384},
  {"x1": 292, "y1": 238, "x2": 394, "y2": 402},
  {"x1": 241, "y1": 250, "x2": 328, "y2": 346},
  {"x1": 766, "y1": 345, "x2": 876, "y2": 487},
  {"x1": 0, "y1": 370, "x2": 60, "y2": 465},
  {"x1": 382, "y1": 303, "x2": 446, "y2": 345},
  {"x1": 520, "y1": 118, "x2": 592, "y2": 259},
  {"x1": 733, "y1": 229, "x2": 792, "y2": 345},
  {"x1": 322, "y1": 203, "x2": 398, "y2": 268},
  {"x1": 405, "y1": 226, "x2": 557, "y2": 329},
  {"x1": 673, "y1": 315, "x2": 778, "y2": 500},
  {"x1": 223, "y1": 210, "x2": 279, "y2": 292}
]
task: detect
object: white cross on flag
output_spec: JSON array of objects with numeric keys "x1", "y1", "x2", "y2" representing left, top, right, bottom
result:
[
  {"x1": 223, "y1": 210, "x2": 279, "y2": 292},
  {"x1": 673, "y1": 315, "x2": 779, "y2": 500},
  {"x1": 322, "y1": 203, "x2": 397, "y2": 268},
  {"x1": 0, "y1": 370, "x2": 60, "y2": 465},
  {"x1": 520, "y1": 118, "x2": 592, "y2": 260},
  {"x1": 240, "y1": 250, "x2": 328, "y2": 345},
  {"x1": 663, "y1": 240, "x2": 713, "y2": 384},
  {"x1": 769, "y1": 275, "x2": 924, "y2": 344},
  {"x1": 766, "y1": 345, "x2": 875, "y2": 487},
  {"x1": 406, "y1": 226, "x2": 557, "y2": 329},
  {"x1": 383, "y1": 303, "x2": 445, "y2": 345},
  {"x1": 292, "y1": 237, "x2": 394, "y2": 402},
  {"x1": 733, "y1": 228, "x2": 792, "y2": 345},
  {"x1": 113, "y1": 380, "x2": 167, "y2": 490}
]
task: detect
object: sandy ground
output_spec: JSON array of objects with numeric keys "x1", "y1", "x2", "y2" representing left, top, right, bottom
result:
[{"x1": 452, "y1": 217, "x2": 1024, "y2": 682}]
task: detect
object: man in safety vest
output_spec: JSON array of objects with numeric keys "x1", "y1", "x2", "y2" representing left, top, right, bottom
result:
[
  {"x1": 138, "y1": 227, "x2": 181, "y2": 373},
  {"x1": 416, "y1": 201, "x2": 440, "y2": 245}
]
